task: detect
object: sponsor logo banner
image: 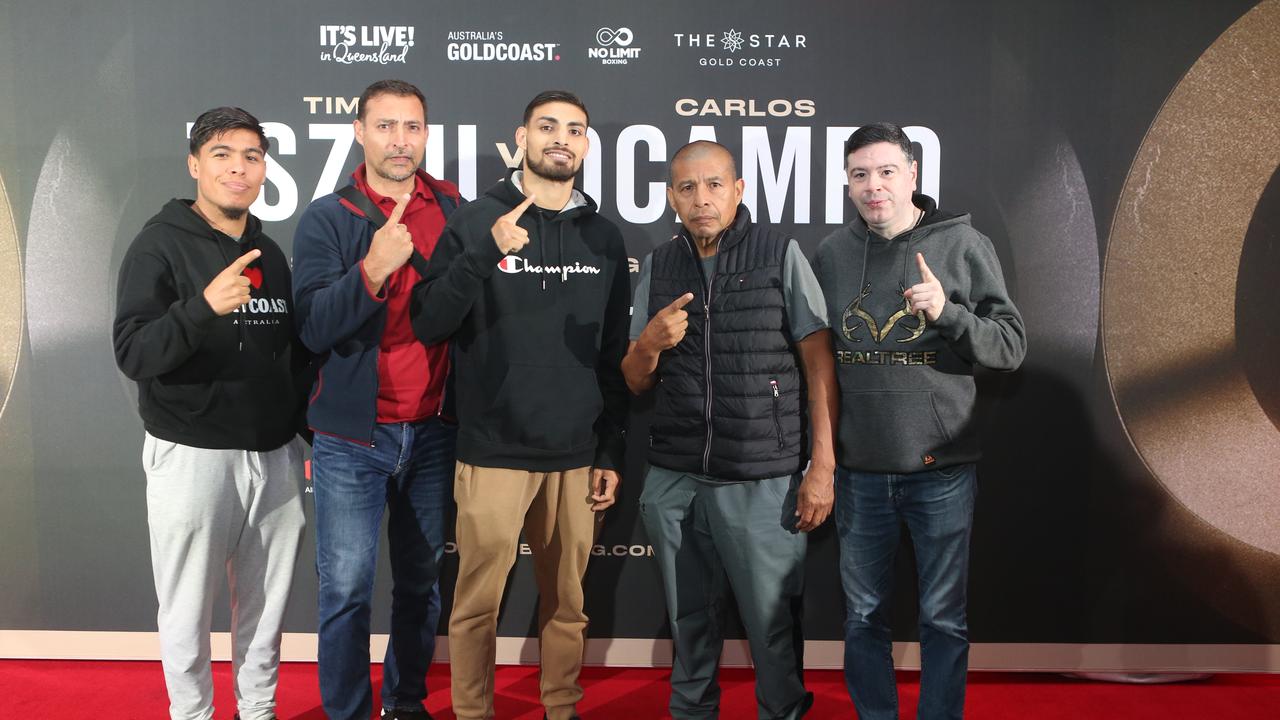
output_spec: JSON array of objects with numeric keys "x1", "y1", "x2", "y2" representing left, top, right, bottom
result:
[
  {"x1": 446, "y1": 30, "x2": 560, "y2": 62},
  {"x1": 319, "y1": 24, "x2": 415, "y2": 65},
  {"x1": 672, "y1": 28, "x2": 807, "y2": 68},
  {"x1": 589, "y1": 26, "x2": 643, "y2": 65}
]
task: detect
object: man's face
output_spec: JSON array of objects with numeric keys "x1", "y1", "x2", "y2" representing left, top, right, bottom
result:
[
  {"x1": 354, "y1": 92, "x2": 427, "y2": 184},
  {"x1": 187, "y1": 129, "x2": 266, "y2": 220},
  {"x1": 666, "y1": 150, "x2": 745, "y2": 244},
  {"x1": 846, "y1": 141, "x2": 919, "y2": 237},
  {"x1": 516, "y1": 101, "x2": 589, "y2": 182}
]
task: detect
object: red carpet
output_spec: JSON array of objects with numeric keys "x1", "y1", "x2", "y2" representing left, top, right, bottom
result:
[{"x1": 2, "y1": 660, "x2": 1278, "y2": 718}]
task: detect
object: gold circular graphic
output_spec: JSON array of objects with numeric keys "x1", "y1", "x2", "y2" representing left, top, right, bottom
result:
[
  {"x1": 0, "y1": 169, "x2": 22, "y2": 419},
  {"x1": 1102, "y1": 0, "x2": 1280, "y2": 632}
]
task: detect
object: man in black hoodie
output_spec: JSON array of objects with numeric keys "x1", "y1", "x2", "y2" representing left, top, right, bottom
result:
[
  {"x1": 813, "y1": 123, "x2": 1026, "y2": 720},
  {"x1": 113, "y1": 107, "x2": 307, "y2": 720},
  {"x1": 410, "y1": 90, "x2": 629, "y2": 720}
]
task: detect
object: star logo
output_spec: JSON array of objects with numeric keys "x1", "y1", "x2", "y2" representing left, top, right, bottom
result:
[{"x1": 721, "y1": 29, "x2": 744, "y2": 53}]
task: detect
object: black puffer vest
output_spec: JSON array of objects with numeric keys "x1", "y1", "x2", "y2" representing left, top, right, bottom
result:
[{"x1": 647, "y1": 206, "x2": 803, "y2": 481}]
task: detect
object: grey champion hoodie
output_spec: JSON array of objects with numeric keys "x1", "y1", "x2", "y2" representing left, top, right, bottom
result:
[{"x1": 812, "y1": 193, "x2": 1026, "y2": 473}]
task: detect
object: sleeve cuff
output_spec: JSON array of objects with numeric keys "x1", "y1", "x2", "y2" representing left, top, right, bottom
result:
[
  {"x1": 184, "y1": 294, "x2": 221, "y2": 327},
  {"x1": 933, "y1": 301, "x2": 965, "y2": 337},
  {"x1": 593, "y1": 435, "x2": 626, "y2": 471},
  {"x1": 358, "y1": 260, "x2": 387, "y2": 301},
  {"x1": 465, "y1": 237, "x2": 506, "y2": 279}
]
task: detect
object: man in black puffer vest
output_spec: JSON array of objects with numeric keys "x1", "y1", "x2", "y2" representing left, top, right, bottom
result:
[{"x1": 622, "y1": 141, "x2": 838, "y2": 720}]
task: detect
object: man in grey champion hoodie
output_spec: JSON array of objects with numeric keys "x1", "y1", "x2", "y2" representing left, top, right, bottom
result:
[{"x1": 811, "y1": 123, "x2": 1026, "y2": 720}]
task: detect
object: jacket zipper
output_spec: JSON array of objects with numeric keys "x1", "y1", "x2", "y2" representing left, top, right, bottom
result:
[
  {"x1": 683, "y1": 234, "x2": 715, "y2": 475},
  {"x1": 770, "y1": 379, "x2": 784, "y2": 450}
]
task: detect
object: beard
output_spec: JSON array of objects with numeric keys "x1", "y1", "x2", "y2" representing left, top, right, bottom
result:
[
  {"x1": 372, "y1": 158, "x2": 417, "y2": 183},
  {"x1": 525, "y1": 149, "x2": 579, "y2": 182},
  {"x1": 214, "y1": 204, "x2": 248, "y2": 221}
]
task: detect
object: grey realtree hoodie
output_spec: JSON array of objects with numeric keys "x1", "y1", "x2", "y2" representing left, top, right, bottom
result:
[{"x1": 812, "y1": 193, "x2": 1026, "y2": 473}]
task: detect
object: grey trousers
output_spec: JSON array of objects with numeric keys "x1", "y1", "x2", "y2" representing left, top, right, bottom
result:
[
  {"x1": 640, "y1": 466, "x2": 810, "y2": 720},
  {"x1": 144, "y1": 432, "x2": 306, "y2": 720}
]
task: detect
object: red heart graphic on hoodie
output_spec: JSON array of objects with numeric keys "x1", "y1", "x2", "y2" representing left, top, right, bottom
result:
[{"x1": 243, "y1": 266, "x2": 263, "y2": 290}]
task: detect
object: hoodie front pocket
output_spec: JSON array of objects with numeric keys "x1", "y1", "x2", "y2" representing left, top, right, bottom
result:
[
  {"x1": 483, "y1": 363, "x2": 603, "y2": 452},
  {"x1": 838, "y1": 389, "x2": 952, "y2": 470}
]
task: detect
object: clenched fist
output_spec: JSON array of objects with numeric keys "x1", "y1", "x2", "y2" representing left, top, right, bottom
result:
[
  {"x1": 638, "y1": 292, "x2": 695, "y2": 353},
  {"x1": 363, "y1": 193, "x2": 414, "y2": 291},
  {"x1": 203, "y1": 249, "x2": 261, "y2": 316},
  {"x1": 492, "y1": 194, "x2": 536, "y2": 254}
]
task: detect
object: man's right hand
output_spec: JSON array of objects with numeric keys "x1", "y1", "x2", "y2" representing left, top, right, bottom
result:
[
  {"x1": 203, "y1": 249, "x2": 261, "y2": 316},
  {"x1": 638, "y1": 292, "x2": 695, "y2": 353},
  {"x1": 363, "y1": 193, "x2": 414, "y2": 289},
  {"x1": 492, "y1": 195, "x2": 536, "y2": 254}
]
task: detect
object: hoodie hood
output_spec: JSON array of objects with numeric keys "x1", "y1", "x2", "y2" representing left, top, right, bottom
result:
[
  {"x1": 145, "y1": 198, "x2": 265, "y2": 246},
  {"x1": 491, "y1": 167, "x2": 597, "y2": 217}
]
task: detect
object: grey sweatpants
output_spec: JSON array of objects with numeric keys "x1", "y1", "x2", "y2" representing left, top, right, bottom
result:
[{"x1": 144, "y1": 432, "x2": 306, "y2": 720}]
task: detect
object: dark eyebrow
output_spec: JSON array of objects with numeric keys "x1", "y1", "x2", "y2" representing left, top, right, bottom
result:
[
  {"x1": 208, "y1": 144, "x2": 262, "y2": 154},
  {"x1": 848, "y1": 163, "x2": 899, "y2": 173}
]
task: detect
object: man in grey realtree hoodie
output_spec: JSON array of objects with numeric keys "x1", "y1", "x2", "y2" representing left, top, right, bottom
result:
[{"x1": 811, "y1": 123, "x2": 1026, "y2": 720}]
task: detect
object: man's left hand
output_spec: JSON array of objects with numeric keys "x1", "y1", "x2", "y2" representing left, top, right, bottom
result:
[
  {"x1": 590, "y1": 468, "x2": 621, "y2": 512},
  {"x1": 794, "y1": 465, "x2": 834, "y2": 532},
  {"x1": 904, "y1": 252, "x2": 945, "y2": 322}
]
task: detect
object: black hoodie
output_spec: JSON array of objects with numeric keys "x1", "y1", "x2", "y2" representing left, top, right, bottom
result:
[
  {"x1": 113, "y1": 199, "x2": 307, "y2": 451},
  {"x1": 410, "y1": 171, "x2": 630, "y2": 472}
]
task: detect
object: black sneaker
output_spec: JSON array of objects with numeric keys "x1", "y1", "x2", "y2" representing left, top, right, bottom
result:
[
  {"x1": 786, "y1": 692, "x2": 815, "y2": 719},
  {"x1": 381, "y1": 708, "x2": 434, "y2": 720}
]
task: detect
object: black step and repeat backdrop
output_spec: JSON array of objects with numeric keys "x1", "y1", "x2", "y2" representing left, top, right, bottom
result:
[{"x1": 1, "y1": 0, "x2": 1277, "y2": 666}]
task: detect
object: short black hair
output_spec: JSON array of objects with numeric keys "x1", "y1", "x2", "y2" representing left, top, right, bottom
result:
[
  {"x1": 188, "y1": 107, "x2": 269, "y2": 156},
  {"x1": 357, "y1": 79, "x2": 427, "y2": 122},
  {"x1": 522, "y1": 90, "x2": 590, "y2": 127},
  {"x1": 668, "y1": 140, "x2": 737, "y2": 184},
  {"x1": 844, "y1": 122, "x2": 914, "y2": 167}
]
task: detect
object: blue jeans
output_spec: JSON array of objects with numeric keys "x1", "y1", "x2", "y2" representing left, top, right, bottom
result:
[
  {"x1": 834, "y1": 464, "x2": 977, "y2": 720},
  {"x1": 312, "y1": 419, "x2": 457, "y2": 720}
]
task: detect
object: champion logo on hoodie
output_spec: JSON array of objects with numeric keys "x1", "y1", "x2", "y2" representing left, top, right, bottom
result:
[{"x1": 496, "y1": 255, "x2": 602, "y2": 279}]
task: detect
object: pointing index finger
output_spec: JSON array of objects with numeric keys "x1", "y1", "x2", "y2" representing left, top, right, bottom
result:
[
  {"x1": 502, "y1": 194, "x2": 536, "y2": 222},
  {"x1": 385, "y1": 193, "x2": 411, "y2": 226},
  {"x1": 668, "y1": 292, "x2": 695, "y2": 311},
  {"x1": 228, "y1": 248, "x2": 262, "y2": 273},
  {"x1": 916, "y1": 252, "x2": 935, "y2": 282}
]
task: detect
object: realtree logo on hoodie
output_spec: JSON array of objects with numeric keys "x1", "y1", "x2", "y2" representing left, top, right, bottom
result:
[{"x1": 496, "y1": 255, "x2": 602, "y2": 280}]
